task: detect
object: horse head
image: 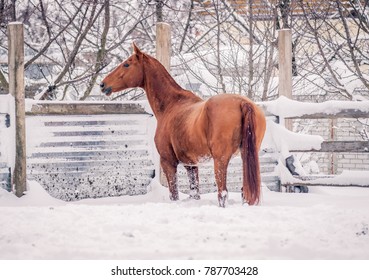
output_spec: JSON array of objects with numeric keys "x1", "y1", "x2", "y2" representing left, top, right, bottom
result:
[{"x1": 100, "y1": 43, "x2": 145, "y2": 96}]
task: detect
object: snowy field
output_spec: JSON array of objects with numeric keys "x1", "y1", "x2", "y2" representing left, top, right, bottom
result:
[{"x1": 0, "y1": 179, "x2": 368, "y2": 260}]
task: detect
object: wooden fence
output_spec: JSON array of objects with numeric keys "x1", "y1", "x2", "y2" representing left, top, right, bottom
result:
[
  {"x1": 25, "y1": 101, "x2": 157, "y2": 201},
  {"x1": 259, "y1": 100, "x2": 369, "y2": 191}
]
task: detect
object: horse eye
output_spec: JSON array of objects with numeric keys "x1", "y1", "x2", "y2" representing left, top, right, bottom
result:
[{"x1": 123, "y1": 63, "x2": 129, "y2": 68}]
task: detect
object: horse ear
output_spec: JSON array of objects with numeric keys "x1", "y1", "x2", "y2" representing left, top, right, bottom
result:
[{"x1": 132, "y1": 42, "x2": 142, "y2": 55}]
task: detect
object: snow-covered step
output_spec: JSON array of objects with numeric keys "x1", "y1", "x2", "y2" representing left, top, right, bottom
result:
[
  {"x1": 29, "y1": 147, "x2": 150, "y2": 159},
  {"x1": 26, "y1": 114, "x2": 155, "y2": 201},
  {"x1": 176, "y1": 165, "x2": 276, "y2": 176},
  {"x1": 28, "y1": 160, "x2": 155, "y2": 173},
  {"x1": 177, "y1": 153, "x2": 279, "y2": 194},
  {"x1": 30, "y1": 173, "x2": 152, "y2": 201},
  {"x1": 39, "y1": 139, "x2": 147, "y2": 148},
  {"x1": 178, "y1": 174, "x2": 278, "y2": 186},
  {"x1": 0, "y1": 166, "x2": 11, "y2": 192},
  {"x1": 28, "y1": 169, "x2": 155, "y2": 178},
  {"x1": 43, "y1": 119, "x2": 143, "y2": 127}
]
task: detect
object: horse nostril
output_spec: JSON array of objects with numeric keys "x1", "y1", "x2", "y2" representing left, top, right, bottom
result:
[{"x1": 100, "y1": 82, "x2": 105, "y2": 89}]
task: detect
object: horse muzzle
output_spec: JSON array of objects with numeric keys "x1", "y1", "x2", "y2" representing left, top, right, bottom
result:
[{"x1": 100, "y1": 82, "x2": 112, "y2": 96}]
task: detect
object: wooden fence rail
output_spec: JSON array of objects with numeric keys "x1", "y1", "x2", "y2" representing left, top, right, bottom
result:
[
  {"x1": 261, "y1": 100, "x2": 369, "y2": 190},
  {"x1": 26, "y1": 101, "x2": 151, "y2": 115}
]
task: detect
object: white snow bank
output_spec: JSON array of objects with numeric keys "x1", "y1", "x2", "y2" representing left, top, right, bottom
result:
[
  {"x1": 263, "y1": 96, "x2": 369, "y2": 118},
  {"x1": 265, "y1": 120, "x2": 323, "y2": 158},
  {"x1": 1, "y1": 180, "x2": 369, "y2": 260}
]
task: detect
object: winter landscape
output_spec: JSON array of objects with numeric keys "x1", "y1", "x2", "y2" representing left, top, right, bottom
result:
[{"x1": 1, "y1": 0, "x2": 369, "y2": 267}]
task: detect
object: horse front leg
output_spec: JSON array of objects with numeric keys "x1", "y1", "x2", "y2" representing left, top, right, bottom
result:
[
  {"x1": 185, "y1": 166, "x2": 200, "y2": 200},
  {"x1": 213, "y1": 157, "x2": 230, "y2": 208},
  {"x1": 160, "y1": 158, "x2": 179, "y2": 201}
]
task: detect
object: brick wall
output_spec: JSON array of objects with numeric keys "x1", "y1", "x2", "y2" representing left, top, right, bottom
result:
[{"x1": 292, "y1": 118, "x2": 369, "y2": 175}]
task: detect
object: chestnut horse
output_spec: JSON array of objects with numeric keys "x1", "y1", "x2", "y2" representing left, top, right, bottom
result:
[{"x1": 101, "y1": 43, "x2": 266, "y2": 207}]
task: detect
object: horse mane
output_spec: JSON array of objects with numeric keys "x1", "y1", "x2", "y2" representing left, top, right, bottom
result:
[{"x1": 142, "y1": 53, "x2": 202, "y2": 103}]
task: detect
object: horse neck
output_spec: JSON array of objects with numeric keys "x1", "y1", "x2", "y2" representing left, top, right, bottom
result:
[{"x1": 142, "y1": 56, "x2": 201, "y2": 117}]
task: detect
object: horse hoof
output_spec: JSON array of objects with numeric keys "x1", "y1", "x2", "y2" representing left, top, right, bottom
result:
[
  {"x1": 169, "y1": 194, "x2": 179, "y2": 201},
  {"x1": 242, "y1": 200, "x2": 249, "y2": 207},
  {"x1": 219, "y1": 202, "x2": 226, "y2": 208},
  {"x1": 218, "y1": 191, "x2": 228, "y2": 208}
]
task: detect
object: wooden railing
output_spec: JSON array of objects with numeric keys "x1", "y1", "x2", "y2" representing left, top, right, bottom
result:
[{"x1": 261, "y1": 98, "x2": 369, "y2": 190}]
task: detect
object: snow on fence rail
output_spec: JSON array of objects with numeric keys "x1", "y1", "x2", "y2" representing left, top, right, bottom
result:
[{"x1": 261, "y1": 97, "x2": 369, "y2": 190}]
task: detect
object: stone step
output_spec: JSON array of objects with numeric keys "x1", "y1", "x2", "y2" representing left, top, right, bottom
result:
[
  {"x1": 28, "y1": 168, "x2": 155, "y2": 178},
  {"x1": 33, "y1": 175, "x2": 151, "y2": 201},
  {"x1": 50, "y1": 129, "x2": 146, "y2": 137},
  {"x1": 178, "y1": 174, "x2": 278, "y2": 186},
  {"x1": 177, "y1": 165, "x2": 276, "y2": 175},
  {"x1": 39, "y1": 139, "x2": 147, "y2": 148},
  {"x1": 27, "y1": 158, "x2": 154, "y2": 172},
  {"x1": 28, "y1": 148, "x2": 151, "y2": 160},
  {"x1": 43, "y1": 119, "x2": 144, "y2": 127},
  {"x1": 179, "y1": 182, "x2": 280, "y2": 195}
]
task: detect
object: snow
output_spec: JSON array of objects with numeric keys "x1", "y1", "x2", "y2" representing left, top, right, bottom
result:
[
  {"x1": 0, "y1": 179, "x2": 368, "y2": 260},
  {"x1": 280, "y1": 166, "x2": 369, "y2": 187},
  {"x1": 2, "y1": 86, "x2": 369, "y2": 260},
  {"x1": 263, "y1": 96, "x2": 369, "y2": 118},
  {"x1": 0, "y1": 94, "x2": 15, "y2": 171},
  {"x1": 25, "y1": 99, "x2": 154, "y2": 115},
  {"x1": 264, "y1": 120, "x2": 323, "y2": 158}
]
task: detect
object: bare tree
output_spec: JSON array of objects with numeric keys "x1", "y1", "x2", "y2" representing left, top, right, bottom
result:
[{"x1": 1, "y1": 0, "x2": 368, "y2": 102}]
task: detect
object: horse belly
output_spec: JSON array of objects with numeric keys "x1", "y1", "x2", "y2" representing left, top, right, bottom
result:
[{"x1": 172, "y1": 133, "x2": 211, "y2": 165}]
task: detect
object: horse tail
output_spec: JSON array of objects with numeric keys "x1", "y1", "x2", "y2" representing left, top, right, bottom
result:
[{"x1": 240, "y1": 102, "x2": 261, "y2": 205}]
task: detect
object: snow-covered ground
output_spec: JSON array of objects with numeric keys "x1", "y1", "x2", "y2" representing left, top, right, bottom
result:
[{"x1": 0, "y1": 179, "x2": 368, "y2": 260}]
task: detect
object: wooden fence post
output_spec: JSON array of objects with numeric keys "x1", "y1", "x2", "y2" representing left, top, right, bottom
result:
[
  {"x1": 156, "y1": 22, "x2": 171, "y2": 71},
  {"x1": 156, "y1": 22, "x2": 171, "y2": 185},
  {"x1": 8, "y1": 22, "x2": 27, "y2": 197},
  {"x1": 278, "y1": 29, "x2": 293, "y2": 131}
]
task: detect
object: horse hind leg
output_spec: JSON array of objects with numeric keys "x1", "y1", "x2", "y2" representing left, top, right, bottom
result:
[
  {"x1": 213, "y1": 156, "x2": 231, "y2": 207},
  {"x1": 185, "y1": 166, "x2": 200, "y2": 200}
]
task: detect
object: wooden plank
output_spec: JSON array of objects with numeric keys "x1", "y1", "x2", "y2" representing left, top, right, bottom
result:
[
  {"x1": 258, "y1": 101, "x2": 369, "y2": 120},
  {"x1": 284, "y1": 109, "x2": 369, "y2": 119},
  {"x1": 290, "y1": 141, "x2": 369, "y2": 153},
  {"x1": 278, "y1": 29, "x2": 293, "y2": 131},
  {"x1": 156, "y1": 22, "x2": 171, "y2": 71},
  {"x1": 26, "y1": 102, "x2": 151, "y2": 115},
  {"x1": 156, "y1": 22, "x2": 171, "y2": 186},
  {"x1": 283, "y1": 181, "x2": 369, "y2": 188},
  {"x1": 8, "y1": 22, "x2": 27, "y2": 197}
]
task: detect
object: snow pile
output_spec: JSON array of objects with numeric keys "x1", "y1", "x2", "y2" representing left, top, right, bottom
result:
[
  {"x1": 263, "y1": 96, "x2": 369, "y2": 118},
  {"x1": 263, "y1": 120, "x2": 323, "y2": 158},
  {"x1": 0, "y1": 180, "x2": 368, "y2": 260}
]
